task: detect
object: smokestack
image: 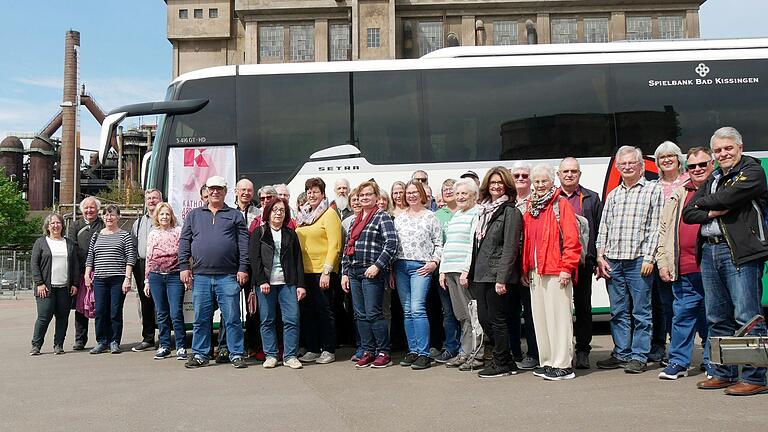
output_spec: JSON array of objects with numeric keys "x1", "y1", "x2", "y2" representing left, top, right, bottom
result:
[
  {"x1": 60, "y1": 30, "x2": 80, "y2": 214},
  {"x1": 526, "y1": 20, "x2": 538, "y2": 45}
]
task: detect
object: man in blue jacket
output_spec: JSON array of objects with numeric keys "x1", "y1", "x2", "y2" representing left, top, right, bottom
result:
[{"x1": 179, "y1": 176, "x2": 250, "y2": 369}]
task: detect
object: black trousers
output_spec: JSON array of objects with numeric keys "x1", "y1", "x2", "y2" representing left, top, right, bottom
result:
[
  {"x1": 74, "y1": 310, "x2": 89, "y2": 346},
  {"x1": 507, "y1": 283, "x2": 538, "y2": 359},
  {"x1": 573, "y1": 264, "x2": 593, "y2": 354},
  {"x1": 133, "y1": 259, "x2": 156, "y2": 344},
  {"x1": 32, "y1": 286, "x2": 71, "y2": 348},
  {"x1": 300, "y1": 273, "x2": 337, "y2": 353},
  {"x1": 472, "y1": 282, "x2": 511, "y2": 365}
]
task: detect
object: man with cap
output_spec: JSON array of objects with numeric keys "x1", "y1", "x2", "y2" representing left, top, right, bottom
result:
[{"x1": 179, "y1": 176, "x2": 250, "y2": 369}]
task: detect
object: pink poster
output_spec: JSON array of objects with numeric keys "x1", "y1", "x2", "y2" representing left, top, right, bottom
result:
[{"x1": 167, "y1": 146, "x2": 237, "y2": 223}]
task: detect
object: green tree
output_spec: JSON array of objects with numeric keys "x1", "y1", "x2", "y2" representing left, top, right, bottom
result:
[
  {"x1": 95, "y1": 179, "x2": 145, "y2": 206},
  {"x1": 0, "y1": 167, "x2": 42, "y2": 246}
]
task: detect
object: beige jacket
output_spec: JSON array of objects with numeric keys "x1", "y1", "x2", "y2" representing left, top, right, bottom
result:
[{"x1": 656, "y1": 182, "x2": 694, "y2": 281}]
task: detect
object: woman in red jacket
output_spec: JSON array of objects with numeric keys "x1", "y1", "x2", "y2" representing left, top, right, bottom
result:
[{"x1": 522, "y1": 164, "x2": 582, "y2": 381}]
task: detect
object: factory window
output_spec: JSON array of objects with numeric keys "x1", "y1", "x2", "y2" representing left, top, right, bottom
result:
[
  {"x1": 367, "y1": 28, "x2": 381, "y2": 48},
  {"x1": 626, "y1": 16, "x2": 652, "y2": 40},
  {"x1": 584, "y1": 17, "x2": 609, "y2": 43},
  {"x1": 179, "y1": 9, "x2": 188, "y2": 19},
  {"x1": 330, "y1": 23, "x2": 352, "y2": 61},
  {"x1": 259, "y1": 25, "x2": 285, "y2": 62},
  {"x1": 551, "y1": 18, "x2": 577, "y2": 44},
  {"x1": 418, "y1": 22, "x2": 444, "y2": 56},
  {"x1": 194, "y1": 9, "x2": 203, "y2": 19},
  {"x1": 209, "y1": 8, "x2": 218, "y2": 19},
  {"x1": 659, "y1": 16, "x2": 684, "y2": 39},
  {"x1": 290, "y1": 24, "x2": 315, "y2": 62},
  {"x1": 493, "y1": 20, "x2": 518, "y2": 45}
]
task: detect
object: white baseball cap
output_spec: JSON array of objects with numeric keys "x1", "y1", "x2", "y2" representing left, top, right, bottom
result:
[{"x1": 205, "y1": 176, "x2": 227, "y2": 188}]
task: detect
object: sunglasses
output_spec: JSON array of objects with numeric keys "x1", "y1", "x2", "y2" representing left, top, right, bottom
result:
[
  {"x1": 513, "y1": 173, "x2": 529, "y2": 179},
  {"x1": 686, "y1": 160, "x2": 712, "y2": 171}
]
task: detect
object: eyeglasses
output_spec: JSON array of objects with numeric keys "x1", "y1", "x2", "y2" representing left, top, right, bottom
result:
[
  {"x1": 406, "y1": 191, "x2": 421, "y2": 196},
  {"x1": 272, "y1": 208, "x2": 286, "y2": 214},
  {"x1": 686, "y1": 160, "x2": 712, "y2": 171},
  {"x1": 618, "y1": 161, "x2": 640, "y2": 167},
  {"x1": 414, "y1": 178, "x2": 427, "y2": 182},
  {"x1": 513, "y1": 173, "x2": 529, "y2": 179},
  {"x1": 658, "y1": 154, "x2": 677, "y2": 160},
  {"x1": 259, "y1": 195, "x2": 273, "y2": 201}
]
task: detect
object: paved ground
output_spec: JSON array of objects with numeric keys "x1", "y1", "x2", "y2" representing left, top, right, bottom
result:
[{"x1": 2, "y1": 295, "x2": 766, "y2": 431}]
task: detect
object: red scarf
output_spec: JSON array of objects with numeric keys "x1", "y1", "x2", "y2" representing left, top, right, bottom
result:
[{"x1": 344, "y1": 208, "x2": 377, "y2": 256}]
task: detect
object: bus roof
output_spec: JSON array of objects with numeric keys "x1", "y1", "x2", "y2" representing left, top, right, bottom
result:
[{"x1": 171, "y1": 37, "x2": 768, "y2": 85}]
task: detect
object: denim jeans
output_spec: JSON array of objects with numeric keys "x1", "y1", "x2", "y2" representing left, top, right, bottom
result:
[
  {"x1": 349, "y1": 266, "x2": 390, "y2": 354},
  {"x1": 93, "y1": 276, "x2": 126, "y2": 345},
  {"x1": 191, "y1": 274, "x2": 245, "y2": 360},
  {"x1": 701, "y1": 242, "x2": 767, "y2": 385},
  {"x1": 31, "y1": 286, "x2": 71, "y2": 348},
  {"x1": 257, "y1": 284, "x2": 300, "y2": 359},
  {"x1": 507, "y1": 283, "x2": 538, "y2": 359},
  {"x1": 394, "y1": 260, "x2": 432, "y2": 356},
  {"x1": 668, "y1": 273, "x2": 709, "y2": 368},
  {"x1": 436, "y1": 280, "x2": 461, "y2": 355},
  {"x1": 606, "y1": 257, "x2": 653, "y2": 362},
  {"x1": 148, "y1": 272, "x2": 186, "y2": 350}
]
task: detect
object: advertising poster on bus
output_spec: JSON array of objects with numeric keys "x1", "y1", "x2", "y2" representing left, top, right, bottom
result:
[{"x1": 167, "y1": 145, "x2": 237, "y2": 222}]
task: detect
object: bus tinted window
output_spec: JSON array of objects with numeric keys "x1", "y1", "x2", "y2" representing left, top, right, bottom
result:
[
  {"x1": 237, "y1": 73, "x2": 350, "y2": 185},
  {"x1": 170, "y1": 77, "x2": 236, "y2": 145},
  {"x1": 611, "y1": 60, "x2": 768, "y2": 154}
]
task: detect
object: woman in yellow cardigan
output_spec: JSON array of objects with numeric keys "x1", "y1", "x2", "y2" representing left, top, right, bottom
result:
[{"x1": 295, "y1": 177, "x2": 342, "y2": 364}]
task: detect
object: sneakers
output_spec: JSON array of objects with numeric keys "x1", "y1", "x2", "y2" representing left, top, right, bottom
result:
[
  {"x1": 53, "y1": 345, "x2": 64, "y2": 355},
  {"x1": 316, "y1": 351, "x2": 336, "y2": 364},
  {"x1": 29, "y1": 346, "x2": 41, "y2": 356},
  {"x1": 446, "y1": 353, "x2": 469, "y2": 368},
  {"x1": 109, "y1": 341, "x2": 121, "y2": 354},
  {"x1": 215, "y1": 348, "x2": 231, "y2": 364},
  {"x1": 574, "y1": 351, "x2": 590, "y2": 369},
  {"x1": 356, "y1": 352, "x2": 376, "y2": 368},
  {"x1": 624, "y1": 359, "x2": 647, "y2": 374},
  {"x1": 299, "y1": 351, "x2": 320, "y2": 363},
  {"x1": 371, "y1": 353, "x2": 392, "y2": 368},
  {"x1": 185, "y1": 356, "x2": 209, "y2": 368},
  {"x1": 72, "y1": 343, "x2": 85, "y2": 351},
  {"x1": 516, "y1": 355, "x2": 539, "y2": 370},
  {"x1": 478, "y1": 361, "x2": 516, "y2": 378},
  {"x1": 153, "y1": 347, "x2": 172, "y2": 360},
  {"x1": 411, "y1": 355, "x2": 432, "y2": 370},
  {"x1": 90, "y1": 343, "x2": 108, "y2": 355},
  {"x1": 284, "y1": 357, "x2": 303, "y2": 369},
  {"x1": 659, "y1": 363, "x2": 688, "y2": 380},
  {"x1": 176, "y1": 348, "x2": 187, "y2": 360},
  {"x1": 533, "y1": 366, "x2": 553, "y2": 378},
  {"x1": 232, "y1": 357, "x2": 248, "y2": 368},
  {"x1": 459, "y1": 358, "x2": 484, "y2": 371},
  {"x1": 263, "y1": 357, "x2": 278, "y2": 369},
  {"x1": 399, "y1": 352, "x2": 418, "y2": 367},
  {"x1": 596, "y1": 356, "x2": 627, "y2": 369},
  {"x1": 131, "y1": 341, "x2": 154, "y2": 352},
  {"x1": 543, "y1": 367, "x2": 576, "y2": 381},
  {"x1": 434, "y1": 350, "x2": 457, "y2": 364},
  {"x1": 647, "y1": 345, "x2": 666, "y2": 363}
]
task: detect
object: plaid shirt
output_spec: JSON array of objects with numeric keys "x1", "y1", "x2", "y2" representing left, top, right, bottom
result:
[
  {"x1": 596, "y1": 177, "x2": 664, "y2": 262},
  {"x1": 341, "y1": 210, "x2": 399, "y2": 275}
]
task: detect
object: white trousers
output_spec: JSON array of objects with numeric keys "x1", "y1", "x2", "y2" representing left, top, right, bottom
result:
[{"x1": 529, "y1": 271, "x2": 574, "y2": 369}]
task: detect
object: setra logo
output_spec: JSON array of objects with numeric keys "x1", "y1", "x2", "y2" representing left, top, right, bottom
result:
[{"x1": 695, "y1": 63, "x2": 710, "y2": 78}]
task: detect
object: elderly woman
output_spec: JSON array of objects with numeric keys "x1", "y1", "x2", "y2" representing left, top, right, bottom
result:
[
  {"x1": 295, "y1": 177, "x2": 342, "y2": 365},
  {"x1": 250, "y1": 197, "x2": 307, "y2": 369},
  {"x1": 391, "y1": 181, "x2": 408, "y2": 217},
  {"x1": 144, "y1": 203, "x2": 187, "y2": 360},
  {"x1": 650, "y1": 141, "x2": 689, "y2": 363},
  {"x1": 377, "y1": 190, "x2": 394, "y2": 215},
  {"x1": 85, "y1": 205, "x2": 136, "y2": 355},
  {"x1": 30, "y1": 213, "x2": 80, "y2": 356},
  {"x1": 432, "y1": 178, "x2": 461, "y2": 362},
  {"x1": 439, "y1": 179, "x2": 483, "y2": 370},
  {"x1": 394, "y1": 180, "x2": 443, "y2": 370},
  {"x1": 341, "y1": 181, "x2": 399, "y2": 368},
  {"x1": 470, "y1": 166, "x2": 523, "y2": 378},
  {"x1": 522, "y1": 164, "x2": 582, "y2": 381}
]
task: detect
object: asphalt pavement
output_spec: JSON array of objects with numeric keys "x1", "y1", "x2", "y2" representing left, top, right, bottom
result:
[{"x1": 1, "y1": 295, "x2": 765, "y2": 431}]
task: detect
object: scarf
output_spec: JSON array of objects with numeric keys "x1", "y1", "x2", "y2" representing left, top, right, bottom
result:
[
  {"x1": 296, "y1": 198, "x2": 329, "y2": 226},
  {"x1": 344, "y1": 208, "x2": 377, "y2": 256},
  {"x1": 475, "y1": 195, "x2": 509, "y2": 241},
  {"x1": 527, "y1": 187, "x2": 557, "y2": 218}
]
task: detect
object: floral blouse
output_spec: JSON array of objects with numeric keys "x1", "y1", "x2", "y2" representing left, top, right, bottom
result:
[
  {"x1": 145, "y1": 226, "x2": 182, "y2": 280},
  {"x1": 394, "y1": 211, "x2": 443, "y2": 263}
]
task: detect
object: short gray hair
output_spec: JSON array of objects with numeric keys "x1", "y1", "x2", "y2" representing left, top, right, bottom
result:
[
  {"x1": 334, "y1": 178, "x2": 350, "y2": 189},
  {"x1": 258, "y1": 185, "x2": 277, "y2": 196},
  {"x1": 530, "y1": 163, "x2": 556, "y2": 182},
  {"x1": 710, "y1": 126, "x2": 743, "y2": 148},
  {"x1": 510, "y1": 161, "x2": 532, "y2": 173},
  {"x1": 654, "y1": 141, "x2": 685, "y2": 174},
  {"x1": 145, "y1": 188, "x2": 163, "y2": 199},
  {"x1": 454, "y1": 178, "x2": 479, "y2": 198},
  {"x1": 615, "y1": 146, "x2": 643, "y2": 164},
  {"x1": 79, "y1": 196, "x2": 101, "y2": 213}
]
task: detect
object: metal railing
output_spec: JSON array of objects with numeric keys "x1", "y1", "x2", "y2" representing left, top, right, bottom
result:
[{"x1": 0, "y1": 249, "x2": 33, "y2": 297}]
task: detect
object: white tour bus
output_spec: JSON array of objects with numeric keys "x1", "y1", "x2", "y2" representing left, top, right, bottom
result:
[{"x1": 100, "y1": 37, "x2": 768, "y2": 318}]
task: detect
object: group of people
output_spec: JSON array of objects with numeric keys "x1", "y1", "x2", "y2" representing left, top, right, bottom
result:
[{"x1": 29, "y1": 126, "x2": 767, "y2": 394}]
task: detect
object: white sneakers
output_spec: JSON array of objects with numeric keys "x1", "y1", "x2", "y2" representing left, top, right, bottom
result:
[
  {"x1": 316, "y1": 351, "x2": 336, "y2": 364},
  {"x1": 263, "y1": 356, "x2": 303, "y2": 369}
]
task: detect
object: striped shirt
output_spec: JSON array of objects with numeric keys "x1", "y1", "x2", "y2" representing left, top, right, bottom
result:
[
  {"x1": 440, "y1": 205, "x2": 479, "y2": 274},
  {"x1": 341, "y1": 210, "x2": 398, "y2": 275},
  {"x1": 86, "y1": 230, "x2": 137, "y2": 278},
  {"x1": 596, "y1": 177, "x2": 664, "y2": 262}
]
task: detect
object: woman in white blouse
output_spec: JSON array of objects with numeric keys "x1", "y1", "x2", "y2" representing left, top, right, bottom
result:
[{"x1": 393, "y1": 180, "x2": 443, "y2": 370}]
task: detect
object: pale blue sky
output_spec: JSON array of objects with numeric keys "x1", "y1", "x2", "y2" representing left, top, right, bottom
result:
[{"x1": 0, "y1": 0, "x2": 766, "y2": 152}]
